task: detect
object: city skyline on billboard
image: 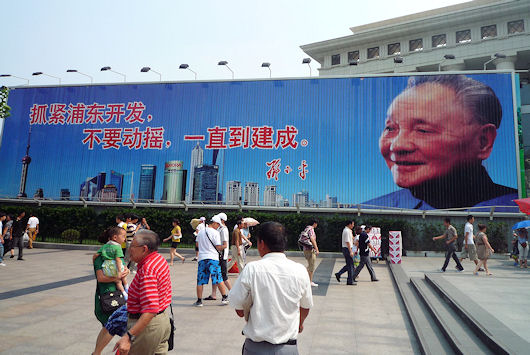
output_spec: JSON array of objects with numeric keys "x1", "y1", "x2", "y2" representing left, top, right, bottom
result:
[{"x1": 0, "y1": 73, "x2": 519, "y2": 210}]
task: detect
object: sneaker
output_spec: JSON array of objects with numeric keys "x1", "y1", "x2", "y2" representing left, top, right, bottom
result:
[
  {"x1": 335, "y1": 273, "x2": 341, "y2": 283},
  {"x1": 192, "y1": 257, "x2": 198, "y2": 261},
  {"x1": 478, "y1": 268, "x2": 485, "y2": 272},
  {"x1": 193, "y1": 300, "x2": 203, "y2": 307},
  {"x1": 474, "y1": 272, "x2": 479, "y2": 276},
  {"x1": 10, "y1": 255, "x2": 14, "y2": 259},
  {"x1": 221, "y1": 297, "x2": 229, "y2": 305},
  {"x1": 440, "y1": 269, "x2": 446, "y2": 272},
  {"x1": 17, "y1": 258, "x2": 24, "y2": 261},
  {"x1": 456, "y1": 268, "x2": 464, "y2": 272},
  {"x1": 311, "y1": 282, "x2": 318, "y2": 287},
  {"x1": 346, "y1": 282, "x2": 357, "y2": 286},
  {"x1": 371, "y1": 279, "x2": 379, "y2": 282},
  {"x1": 0, "y1": 262, "x2": 6, "y2": 266}
]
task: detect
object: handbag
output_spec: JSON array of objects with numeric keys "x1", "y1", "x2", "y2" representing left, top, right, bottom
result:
[
  {"x1": 99, "y1": 288, "x2": 126, "y2": 314},
  {"x1": 168, "y1": 304, "x2": 175, "y2": 351}
]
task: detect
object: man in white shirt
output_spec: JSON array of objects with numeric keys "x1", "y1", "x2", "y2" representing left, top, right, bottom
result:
[
  {"x1": 194, "y1": 215, "x2": 229, "y2": 307},
  {"x1": 207, "y1": 213, "x2": 231, "y2": 300},
  {"x1": 460, "y1": 215, "x2": 479, "y2": 267},
  {"x1": 26, "y1": 213, "x2": 39, "y2": 249},
  {"x1": 229, "y1": 222, "x2": 313, "y2": 354},
  {"x1": 192, "y1": 216, "x2": 206, "y2": 261},
  {"x1": 335, "y1": 221, "x2": 356, "y2": 285}
]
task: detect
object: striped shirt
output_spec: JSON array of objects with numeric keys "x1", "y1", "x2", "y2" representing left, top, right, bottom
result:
[{"x1": 127, "y1": 252, "x2": 172, "y2": 314}]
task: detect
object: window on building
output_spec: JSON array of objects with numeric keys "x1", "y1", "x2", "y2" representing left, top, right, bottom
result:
[
  {"x1": 331, "y1": 54, "x2": 341, "y2": 65},
  {"x1": 387, "y1": 43, "x2": 401, "y2": 55},
  {"x1": 409, "y1": 38, "x2": 423, "y2": 52},
  {"x1": 347, "y1": 50, "x2": 359, "y2": 64},
  {"x1": 432, "y1": 34, "x2": 447, "y2": 47},
  {"x1": 367, "y1": 47, "x2": 380, "y2": 59},
  {"x1": 481, "y1": 24, "x2": 497, "y2": 39},
  {"x1": 456, "y1": 29, "x2": 471, "y2": 43},
  {"x1": 508, "y1": 19, "x2": 525, "y2": 34}
]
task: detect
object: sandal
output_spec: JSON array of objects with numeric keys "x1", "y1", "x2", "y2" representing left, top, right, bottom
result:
[
  {"x1": 204, "y1": 295, "x2": 217, "y2": 301},
  {"x1": 182, "y1": 257, "x2": 186, "y2": 264}
]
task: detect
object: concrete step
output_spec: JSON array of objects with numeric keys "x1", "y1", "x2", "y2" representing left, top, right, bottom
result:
[
  {"x1": 425, "y1": 274, "x2": 530, "y2": 355},
  {"x1": 388, "y1": 263, "x2": 454, "y2": 355},
  {"x1": 410, "y1": 277, "x2": 494, "y2": 355}
]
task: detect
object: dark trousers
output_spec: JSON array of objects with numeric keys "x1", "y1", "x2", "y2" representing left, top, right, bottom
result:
[
  {"x1": 337, "y1": 247, "x2": 354, "y2": 284},
  {"x1": 242, "y1": 338, "x2": 298, "y2": 355},
  {"x1": 352, "y1": 255, "x2": 377, "y2": 281},
  {"x1": 442, "y1": 245, "x2": 463, "y2": 271},
  {"x1": 12, "y1": 236, "x2": 23, "y2": 258}
]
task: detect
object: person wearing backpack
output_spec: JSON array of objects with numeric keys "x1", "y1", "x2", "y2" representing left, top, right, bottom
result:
[{"x1": 299, "y1": 219, "x2": 319, "y2": 287}]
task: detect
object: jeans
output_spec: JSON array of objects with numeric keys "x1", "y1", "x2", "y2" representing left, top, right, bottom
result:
[
  {"x1": 0, "y1": 242, "x2": 3, "y2": 262},
  {"x1": 442, "y1": 244, "x2": 463, "y2": 271},
  {"x1": 336, "y1": 248, "x2": 354, "y2": 284},
  {"x1": 12, "y1": 235, "x2": 23, "y2": 259},
  {"x1": 518, "y1": 243, "x2": 529, "y2": 261},
  {"x1": 352, "y1": 255, "x2": 377, "y2": 281}
]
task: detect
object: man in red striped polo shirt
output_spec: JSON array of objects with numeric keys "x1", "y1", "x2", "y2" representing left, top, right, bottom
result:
[{"x1": 114, "y1": 230, "x2": 172, "y2": 355}]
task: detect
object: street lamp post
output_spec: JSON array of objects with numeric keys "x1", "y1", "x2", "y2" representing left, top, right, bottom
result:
[
  {"x1": 302, "y1": 58, "x2": 312, "y2": 77},
  {"x1": 483, "y1": 53, "x2": 507, "y2": 70},
  {"x1": 32, "y1": 72, "x2": 61, "y2": 84},
  {"x1": 0, "y1": 74, "x2": 29, "y2": 85},
  {"x1": 179, "y1": 64, "x2": 197, "y2": 80},
  {"x1": 261, "y1": 62, "x2": 271, "y2": 78},
  {"x1": 218, "y1": 61, "x2": 234, "y2": 79},
  {"x1": 438, "y1": 54, "x2": 456, "y2": 71},
  {"x1": 101, "y1": 66, "x2": 126, "y2": 82},
  {"x1": 66, "y1": 69, "x2": 93, "y2": 84},
  {"x1": 140, "y1": 67, "x2": 162, "y2": 81}
]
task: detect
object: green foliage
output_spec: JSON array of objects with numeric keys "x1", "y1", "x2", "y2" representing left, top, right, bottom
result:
[
  {"x1": 0, "y1": 204, "x2": 513, "y2": 252},
  {"x1": 0, "y1": 86, "x2": 11, "y2": 120},
  {"x1": 61, "y1": 228, "x2": 81, "y2": 243}
]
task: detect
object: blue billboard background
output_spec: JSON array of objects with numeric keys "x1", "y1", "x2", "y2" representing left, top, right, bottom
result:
[{"x1": 0, "y1": 73, "x2": 518, "y2": 208}]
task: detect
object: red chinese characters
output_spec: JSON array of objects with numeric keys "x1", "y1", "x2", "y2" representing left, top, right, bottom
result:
[
  {"x1": 275, "y1": 125, "x2": 299, "y2": 149},
  {"x1": 206, "y1": 126, "x2": 228, "y2": 149},
  {"x1": 122, "y1": 127, "x2": 144, "y2": 150},
  {"x1": 82, "y1": 129, "x2": 103, "y2": 150},
  {"x1": 298, "y1": 160, "x2": 308, "y2": 180},
  {"x1": 29, "y1": 104, "x2": 48, "y2": 125},
  {"x1": 143, "y1": 127, "x2": 165, "y2": 150},
  {"x1": 102, "y1": 128, "x2": 122, "y2": 149},
  {"x1": 67, "y1": 103, "x2": 86, "y2": 124},
  {"x1": 48, "y1": 104, "x2": 67, "y2": 125},
  {"x1": 105, "y1": 103, "x2": 126, "y2": 123},
  {"x1": 228, "y1": 126, "x2": 251, "y2": 148},
  {"x1": 124, "y1": 102, "x2": 146, "y2": 124},
  {"x1": 82, "y1": 127, "x2": 166, "y2": 150},
  {"x1": 85, "y1": 103, "x2": 106, "y2": 124},
  {"x1": 266, "y1": 158, "x2": 282, "y2": 181},
  {"x1": 251, "y1": 125, "x2": 274, "y2": 149}
]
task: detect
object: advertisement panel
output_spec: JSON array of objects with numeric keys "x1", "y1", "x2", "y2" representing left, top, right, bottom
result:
[{"x1": 0, "y1": 73, "x2": 519, "y2": 210}]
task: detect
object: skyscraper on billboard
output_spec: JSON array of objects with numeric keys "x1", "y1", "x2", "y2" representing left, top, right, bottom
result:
[
  {"x1": 138, "y1": 164, "x2": 156, "y2": 201},
  {"x1": 60, "y1": 188, "x2": 70, "y2": 201},
  {"x1": 162, "y1": 160, "x2": 187, "y2": 203},
  {"x1": 244, "y1": 182, "x2": 260, "y2": 206},
  {"x1": 100, "y1": 184, "x2": 118, "y2": 202},
  {"x1": 80, "y1": 172, "x2": 106, "y2": 201},
  {"x1": 193, "y1": 164, "x2": 218, "y2": 203},
  {"x1": 292, "y1": 190, "x2": 309, "y2": 207},
  {"x1": 225, "y1": 181, "x2": 242, "y2": 205},
  {"x1": 264, "y1": 185, "x2": 277, "y2": 206},
  {"x1": 187, "y1": 143, "x2": 204, "y2": 203},
  {"x1": 110, "y1": 170, "x2": 124, "y2": 200}
]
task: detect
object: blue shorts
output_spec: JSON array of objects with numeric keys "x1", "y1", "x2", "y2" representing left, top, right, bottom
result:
[
  {"x1": 197, "y1": 259, "x2": 222, "y2": 285},
  {"x1": 104, "y1": 305, "x2": 128, "y2": 336}
]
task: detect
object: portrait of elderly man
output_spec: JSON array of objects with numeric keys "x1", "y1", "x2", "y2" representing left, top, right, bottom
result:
[{"x1": 364, "y1": 74, "x2": 517, "y2": 210}]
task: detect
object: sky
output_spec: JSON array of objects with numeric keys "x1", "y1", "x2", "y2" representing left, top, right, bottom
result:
[{"x1": 0, "y1": 0, "x2": 471, "y2": 86}]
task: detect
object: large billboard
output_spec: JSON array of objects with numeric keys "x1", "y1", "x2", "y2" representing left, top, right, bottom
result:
[{"x1": 0, "y1": 73, "x2": 520, "y2": 210}]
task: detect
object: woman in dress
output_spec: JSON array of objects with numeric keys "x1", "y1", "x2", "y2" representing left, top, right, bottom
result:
[
  {"x1": 474, "y1": 224, "x2": 494, "y2": 276},
  {"x1": 516, "y1": 228, "x2": 528, "y2": 268}
]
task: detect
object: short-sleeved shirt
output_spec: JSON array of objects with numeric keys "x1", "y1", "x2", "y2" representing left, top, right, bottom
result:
[
  {"x1": 464, "y1": 222, "x2": 474, "y2": 245},
  {"x1": 443, "y1": 225, "x2": 458, "y2": 247},
  {"x1": 98, "y1": 241, "x2": 124, "y2": 261},
  {"x1": 93, "y1": 255, "x2": 118, "y2": 325},
  {"x1": 3, "y1": 220, "x2": 13, "y2": 238},
  {"x1": 219, "y1": 225, "x2": 229, "y2": 260},
  {"x1": 126, "y1": 223, "x2": 137, "y2": 242},
  {"x1": 27, "y1": 216, "x2": 39, "y2": 229},
  {"x1": 127, "y1": 252, "x2": 172, "y2": 314},
  {"x1": 302, "y1": 226, "x2": 316, "y2": 251},
  {"x1": 171, "y1": 225, "x2": 182, "y2": 242},
  {"x1": 341, "y1": 227, "x2": 353, "y2": 248},
  {"x1": 232, "y1": 227, "x2": 243, "y2": 246},
  {"x1": 228, "y1": 252, "x2": 313, "y2": 344},
  {"x1": 358, "y1": 232, "x2": 371, "y2": 256},
  {"x1": 12, "y1": 219, "x2": 25, "y2": 238},
  {"x1": 197, "y1": 227, "x2": 221, "y2": 261}
]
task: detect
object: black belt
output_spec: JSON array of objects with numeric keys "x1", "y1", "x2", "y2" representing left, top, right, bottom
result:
[{"x1": 128, "y1": 309, "x2": 166, "y2": 319}]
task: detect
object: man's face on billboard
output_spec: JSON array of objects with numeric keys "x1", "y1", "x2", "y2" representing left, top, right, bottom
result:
[{"x1": 379, "y1": 83, "x2": 483, "y2": 188}]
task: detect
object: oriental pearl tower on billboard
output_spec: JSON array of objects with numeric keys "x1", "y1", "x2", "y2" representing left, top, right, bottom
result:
[{"x1": 17, "y1": 126, "x2": 32, "y2": 198}]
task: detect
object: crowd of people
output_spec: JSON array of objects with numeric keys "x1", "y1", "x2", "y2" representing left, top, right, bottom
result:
[{"x1": 0, "y1": 211, "x2": 39, "y2": 266}]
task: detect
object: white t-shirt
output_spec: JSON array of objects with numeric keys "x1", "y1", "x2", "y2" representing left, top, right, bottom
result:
[
  {"x1": 341, "y1": 227, "x2": 353, "y2": 248},
  {"x1": 196, "y1": 227, "x2": 221, "y2": 262},
  {"x1": 352, "y1": 235, "x2": 359, "y2": 253},
  {"x1": 27, "y1": 217, "x2": 39, "y2": 229},
  {"x1": 219, "y1": 225, "x2": 229, "y2": 260},
  {"x1": 464, "y1": 222, "x2": 474, "y2": 245},
  {"x1": 228, "y1": 253, "x2": 313, "y2": 344}
]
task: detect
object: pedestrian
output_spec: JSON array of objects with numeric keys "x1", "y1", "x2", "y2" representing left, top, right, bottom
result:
[
  {"x1": 460, "y1": 215, "x2": 480, "y2": 269},
  {"x1": 138, "y1": 217, "x2": 150, "y2": 230},
  {"x1": 335, "y1": 220, "x2": 356, "y2": 285},
  {"x1": 516, "y1": 228, "x2": 528, "y2": 268},
  {"x1": 114, "y1": 230, "x2": 173, "y2": 355},
  {"x1": 301, "y1": 219, "x2": 320, "y2": 287},
  {"x1": 0, "y1": 212, "x2": 6, "y2": 266},
  {"x1": 208, "y1": 213, "x2": 231, "y2": 300},
  {"x1": 192, "y1": 216, "x2": 206, "y2": 262},
  {"x1": 240, "y1": 221, "x2": 253, "y2": 263},
  {"x1": 11, "y1": 211, "x2": 26, "y2": 261},
  {"x1": 162, "y1": 218, "x2": 186, "y2": 265},
  {"x1": 350, "y1": 226, "x2": 379, "y2": 283},
  {"x1": 474, "y1": 224, "x2": 494, "y2": 276},
  {"x1": 229, "y1": 221, "x2": 313, "y2": 354},
  {"x1": 26, "y1": 213, "x2": 39, "y2": 249},
  {"x1": 433, "y1": 217, "x2": 464, "y2": 272},
  {"x1": 125, "y1": 214, "x2": 140, "y2": 272},
  {"x1": 2, "y1": 215, "x2": 14, "y2": 259},
  {"x1": 227, "y1": 219, "x2": 245, "y2": 272},
  {"x1": 193, "y1": 215, "x2": 229, "y2": 307}
]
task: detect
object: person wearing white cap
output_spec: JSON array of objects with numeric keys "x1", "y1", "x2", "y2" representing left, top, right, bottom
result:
[
  {"x1": 194, "y1": 215, "x2": 229, "y2": 307},
  {"x1": 206, "y1": 213, "x2": 231, "y2": 301},
  {"x1": 192, "y1": 217, "x2": 207, "y2": 261}
]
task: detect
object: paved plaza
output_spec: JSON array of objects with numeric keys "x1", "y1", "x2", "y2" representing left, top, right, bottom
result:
[{"x1": 0, "y1": 247, "x2": 417, "y2": 355}]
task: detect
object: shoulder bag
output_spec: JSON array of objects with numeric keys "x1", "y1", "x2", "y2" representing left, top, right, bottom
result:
[{"x1": 205, "y1": 229, "x2": 223, "y2": 261}]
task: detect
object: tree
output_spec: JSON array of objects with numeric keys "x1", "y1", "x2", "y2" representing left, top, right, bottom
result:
[{"x1": 0, "y1": 86, "x2": 11, "y2": 120}]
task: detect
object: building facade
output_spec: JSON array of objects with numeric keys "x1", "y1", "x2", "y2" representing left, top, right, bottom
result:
[
  {"x1": 193, "y1": 164, "x2": 219, "y2": 202},
  {"x1": 161, "y1": 160, "x2": 187, "y2": 203},
  {"x1": 187, "y1": 143, "x2": 204, "y2": 203},
  {"x1": 226, "y1": 180, "x2": 242, "y2": 205},
  {"x1": 244, "y1": 182, "x2": 260, "y2": 206},
  {"x1": 264, "y1": 185, "x2": 277, "y2": 206},
  {"x1": 138, "y1": 164, "x2": 156, "y2": 202}
]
